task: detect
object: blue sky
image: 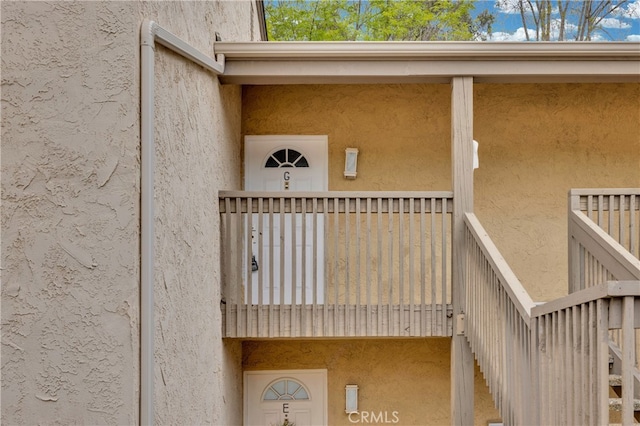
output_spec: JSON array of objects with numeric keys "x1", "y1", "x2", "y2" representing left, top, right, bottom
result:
[{"x1": 472, "y1": 0, "x2": 640, "y2": 41}]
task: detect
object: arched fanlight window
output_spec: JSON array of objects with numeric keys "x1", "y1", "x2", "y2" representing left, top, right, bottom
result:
[
  {"x1": 262, "y1": 378, "x2": 310, "y2": 401},
  {"x1": 264, "y1": 149, "x2": 309, "y2": 168}
]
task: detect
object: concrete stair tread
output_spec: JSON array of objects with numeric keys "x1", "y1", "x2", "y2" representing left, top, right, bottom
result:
[
  {"x1": 609, "y1": 397, "x2": 640, "y2": 411},
  {"x1": 610, "y1": 374, "x2": 623, "y2": 387}
]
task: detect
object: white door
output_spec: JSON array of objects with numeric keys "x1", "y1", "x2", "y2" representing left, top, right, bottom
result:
[
  {"x1": 245, "y1": 370, "x2": 327, "y2": 426},
  {"x1": 244, "y1": 136, "x2": 328, "y2": 305}
]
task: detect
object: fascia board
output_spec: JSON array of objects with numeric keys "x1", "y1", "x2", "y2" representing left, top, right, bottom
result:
[{"x1": 216, "y1": 41, "x2": 640, "y2": 60}]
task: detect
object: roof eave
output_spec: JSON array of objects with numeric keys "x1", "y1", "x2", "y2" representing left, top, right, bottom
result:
[{"x1": 215, "y1": 41, "x2": 640, "y2": 84}]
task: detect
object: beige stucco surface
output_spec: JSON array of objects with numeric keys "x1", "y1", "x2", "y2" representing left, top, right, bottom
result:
[
  {"x1": 243, "y1": 83, "x2": 640, "y2": 301},
  {"x1": 2, "y1": 2, "x2": 140, "y2": 423},
  {"x1": 139, "y1": 2, "x2": 258, "y2": 424},
  {"x1": 243, "y1": 84, "x2": 452, "y2": 192},
  {"x1": 243, "y1": 339, "x2": 500, "y2": 425},
  {"x1": 2, "y1": 1, "x2": 258, "y2": 424},
  {"x1": 474, "y1": 83, "x2": 640, "y2": 301}
]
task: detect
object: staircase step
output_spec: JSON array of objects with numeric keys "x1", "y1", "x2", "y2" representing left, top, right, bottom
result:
[
  {"x1": 610, "y1": 374, "x2": 623, "y2": 387},
  {"x1": 609, "y1": 398, "x2": 640, "y2": 411}
]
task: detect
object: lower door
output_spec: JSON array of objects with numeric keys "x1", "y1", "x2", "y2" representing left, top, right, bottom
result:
[{"x1": 244, "y1": 369, "x2": 327, "y2": 426}]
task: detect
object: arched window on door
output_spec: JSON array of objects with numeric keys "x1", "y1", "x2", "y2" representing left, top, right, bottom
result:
[
  {"x1": 262, "y1": 378, "x2": 310, "y2": 401},
  {"x1": 264, "y1": 149, "x2": 309, "y2": 168}
]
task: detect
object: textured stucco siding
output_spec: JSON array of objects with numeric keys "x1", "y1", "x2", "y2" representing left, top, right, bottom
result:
[
  {"x1": 2, "y1": 1, "x2": 257, "y2": 424},
  {"x1": 474, "y1": 83, "x2": 640, "y2": 301},
  {"x1": 2, "y1": 2, "x2": 140, "y2": 424},
  {"x1": 138, "y1": 2, "x2": 256, "y2": 424},
  {"x1": 243, "y1": 84, "x2": 452, "y2": 192}
]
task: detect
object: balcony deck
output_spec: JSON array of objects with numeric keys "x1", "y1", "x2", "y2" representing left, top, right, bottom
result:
[
  {"x1": 220, "y1": 191, "x2": 453, "y2": 338},
  {"x1": 223, "y1": 304, "x2": 453, "y2": 338}
]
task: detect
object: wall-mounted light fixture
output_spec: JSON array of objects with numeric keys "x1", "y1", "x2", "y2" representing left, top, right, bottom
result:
[
  {"x1": 344, "y1": 148, "x2": 359, "y2": 179},
  {"x1": 345, "y1": 384, "x2": 359, "y2": 413}
]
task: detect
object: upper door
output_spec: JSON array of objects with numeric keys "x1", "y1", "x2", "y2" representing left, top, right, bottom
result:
[
  {"x1": 244, "y1": 135, "x2": 328, "y2": 192},
  {"x1": 244, "y1": 136, "x2": 328, "y2": 305}
]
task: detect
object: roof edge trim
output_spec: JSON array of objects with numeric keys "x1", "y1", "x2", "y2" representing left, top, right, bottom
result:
[{"x1": 215, "y1": 41, "x2": 640, "y2": 61}]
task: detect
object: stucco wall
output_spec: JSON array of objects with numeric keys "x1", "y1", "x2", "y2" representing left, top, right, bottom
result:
[
  {"x1": 139, "y1": 1, "x2": 257, "y2": 424},
  {"x1": 243, "y1": 339, "x2": 500, "y2": 425},
  {"x1": 2, "y1": 1, "x2": 257, "y2": 424},
  {"x1": 243, "y1": 84, "x2": 452, "y2": 192},
  {"x1": 2, "y1": 2, "x2": 140, "y2": 424},
  {"x1": 242, "y1": 83, "x2": 640, "y2": 300},
  {"x1": 474, "y1": 83, "x2": 640, "y2": 301}
]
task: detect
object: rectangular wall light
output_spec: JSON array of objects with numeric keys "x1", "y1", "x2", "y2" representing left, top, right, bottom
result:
[
  {"x1": 345, "y1": 384, "x2": 359, "y2": 413},
  {"x1": 344, "y1": 148, "x2": 359, "y2": 179}
]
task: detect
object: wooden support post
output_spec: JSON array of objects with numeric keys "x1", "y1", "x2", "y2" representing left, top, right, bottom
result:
[
  {"x1": 568, "y1": 190, "x2": 581, "y2": 293},
  {"x1": 451, "y1": 76, "x2": 475, "y2": 425}
]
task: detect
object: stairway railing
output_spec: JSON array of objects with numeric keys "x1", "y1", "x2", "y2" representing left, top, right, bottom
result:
[
  {"x1": 568, "y1": 209, "x2": 640, "y2": 292},
  {"x1": 465, "y1": 210, "x2": 640, "y2": 425},
  {"x1": 569, "y1": 189, "x2": 640, "y2": 266},
  {"x1": 569, "y1": 189, "x2": 640, "y2": 294},
  {"x1": 568, "y1": 190, "x2": 640, "y2": 404},
  {"x1": 464, "y1": 213, "x2": 537, "y2": 425},
  {"x1": 530, "y1": 282, "x2": 628, "y2": 425}
]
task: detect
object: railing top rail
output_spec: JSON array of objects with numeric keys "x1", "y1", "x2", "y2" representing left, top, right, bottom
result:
[
  {"x1": 574, "y1": 198, "x2": 640, "y2": 213},
  {"x1": 464, "y1": 212, "x2": 535, "y2": 324},
  {"x1": 532, "y1": 280, "x2": 640, "y2": 317},
  {"x1": 220, "y1": 190, "x2": 454, "y2": 199},
  {"x1": 569, "y1": 188, "x2": 640, "y2": 211},
  {"x1": 569, "y1": 188, "x2": 640, "y2": 197}
]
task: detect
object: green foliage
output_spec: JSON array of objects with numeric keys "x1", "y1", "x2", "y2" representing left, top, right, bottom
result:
[{"x1": 265, "y1": 0, "x2": 491, "y2": 41}]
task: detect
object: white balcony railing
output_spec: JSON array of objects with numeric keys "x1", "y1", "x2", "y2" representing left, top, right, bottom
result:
[{"x1": 220, "y1": 191, "x2": 453, "y2": 338}]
